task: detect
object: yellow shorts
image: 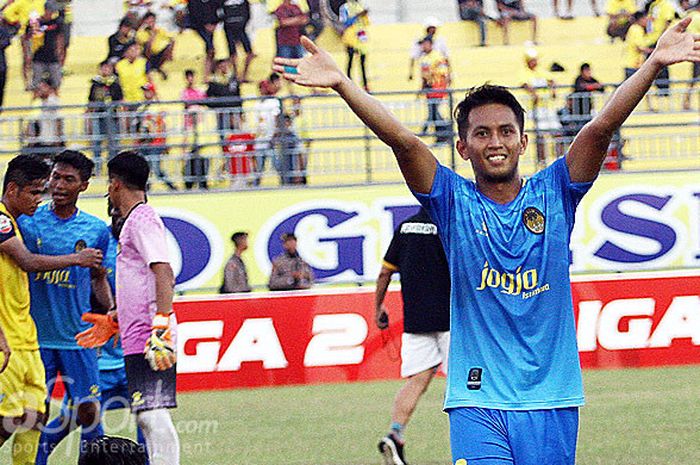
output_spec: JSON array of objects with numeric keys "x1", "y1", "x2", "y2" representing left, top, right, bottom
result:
[{"x1": 0, "y1": 350, "x2": 47, "y2": 417}]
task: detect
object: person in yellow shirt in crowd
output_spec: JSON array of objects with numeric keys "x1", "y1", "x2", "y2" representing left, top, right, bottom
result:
[
  {"x1": 606, "y1": 0, "x2": 636, "y2": 41},
  {"x1": 136, "y1": 11, "x2": 174, "y2": 80},
  {"x1": 115, "y1": 41, "x2": 151, "y2": 104},
  {"x1": 681, "y1": 0, "x2": 699, "y2": 109},
  {"x1": 418, "y1": 36, "x2": 451, "y2": 144},
  {"x1": 624, "y1": 11, "x2": 658, "y2": 110},
  {"x1": 520, "y1": 48, "x2": 558, "y2": 169},
  {"x1": 0, "y1": 154, "x2": 103, "y2": 465},
  {"x1": 339, "y1": 0, "x2": 370, "y2": 91},
  {"x1": 645, "y1": 0, "x2": 680, "y2": 97},
  {"x1": 3, "y1": 0, "x2": 43, "y2": 90}
]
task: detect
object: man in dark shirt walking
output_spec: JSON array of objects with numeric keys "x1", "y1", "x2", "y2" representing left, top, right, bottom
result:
[
  {"x1": 375, "y1": 207, "x2": 450, "y2": 465},
  {"x1": 31, "y1": 1, "x2": 65, "y2": 91},
  {"x1": 219, "y1": 0, "x2": 256, "y2": 82}
]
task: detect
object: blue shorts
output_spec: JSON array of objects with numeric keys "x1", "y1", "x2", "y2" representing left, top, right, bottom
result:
[
  {"x1": 41, "y1": 348, "x2": 101, "y2": 406},
  {"x1": 60, "y1": 367, "x2": 130, "y2": 415},
  {"x1": 449, "y1": 407, "x2": 579, "y2": 465},
  {"x1": 99, "y1": 367, "x2": 130, "y2": 412}
]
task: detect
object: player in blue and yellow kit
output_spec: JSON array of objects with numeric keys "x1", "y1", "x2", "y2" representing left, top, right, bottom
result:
[
  {"x1": 17, "y1": 150, "x2": 114, "y2": 464},
  {"x1": 273, "y1": 19, "x2": 700, "y2": 465},
  {"x1": 0, "y1": 154, "x2": 103, "y2": 465}
]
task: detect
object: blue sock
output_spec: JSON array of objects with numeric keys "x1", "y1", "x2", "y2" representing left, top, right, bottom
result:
[
  {"x1": 36, "y1": 416, "x2": 75, "y2": 465},
  {"x1": 79, "y1": 421, "x2": 104, "y2": 457},
  {"x1": 137, "y1": 426, "x2": 150, "y2": 465},
  {"x1": 390, "y1": 422, "x2": 405, "y2": 442}
]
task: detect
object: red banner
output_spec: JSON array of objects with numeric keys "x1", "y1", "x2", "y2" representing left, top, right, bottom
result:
[{"x1": 173, "y1": 271, "x2": 700, "y2": 392}]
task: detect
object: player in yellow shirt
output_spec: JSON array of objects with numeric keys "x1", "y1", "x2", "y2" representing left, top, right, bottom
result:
[
  {"x1": 135, "y1": 11, "x2": 174, "y2": 80},
  {"x1": 0, "y1": 154, "x2": 103, "y2": 465},
  {"x1": 645, "y1": 0, "x2": 680, "y2": 96}
]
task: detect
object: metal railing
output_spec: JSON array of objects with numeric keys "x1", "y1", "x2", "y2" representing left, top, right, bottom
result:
[{"x1": 0, "y1": 81, "x2": 698, "y2": 192}]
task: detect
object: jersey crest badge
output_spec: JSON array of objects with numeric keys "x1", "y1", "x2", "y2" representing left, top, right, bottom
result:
[
  {"x1": 522, "y1": 207, "x2": 545, "y2": 234},
  {"x1": 74, "y1": 239, "x2": 87, "y2": 252},
  {"x1": 0, "y1": 214, "x2": 12, "y2": 234}
]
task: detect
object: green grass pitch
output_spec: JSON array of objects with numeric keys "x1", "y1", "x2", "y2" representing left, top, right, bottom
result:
[{"x1": 3, "y1": 365, "x2": 699, "y2": 464}]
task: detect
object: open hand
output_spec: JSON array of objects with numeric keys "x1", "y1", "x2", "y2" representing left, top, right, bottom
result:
[
  {"x1": 649, "y1": 17, "x2": 700, "y2": 67},
  {"x1": 273, "y1": 36, "x2": 347, "y2": 89}
]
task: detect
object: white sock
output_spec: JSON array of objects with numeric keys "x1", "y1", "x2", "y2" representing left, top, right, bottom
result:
[{"x1": 137, "y1": 409, "x2": 180, "y2": 465}]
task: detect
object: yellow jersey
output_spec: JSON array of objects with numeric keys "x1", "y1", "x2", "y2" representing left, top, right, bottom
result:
[
  {"x1": 605, "y1": 0, "x2": 635, "y2": 15},
  {"x1": 2, "y1": 0, "x2": 44, "y2": 29},
  {"x1": 624, "y1": 23, "x2": 648, "y2": 69},
  {"x1": 115, "y1": 57, "x2": 148, "y2": 102},
  {"x1": 340, "y1": 0, "x2": 370, "y2": 51},
  {"x1": 647, "y1": 0, "x2": 678, "y2": 43},
  {"x1": 0, "y1": 202, "x2": 39, "y2": 351},
  {"x1": 136, "y1": 26, "x2": 172, "y2": 55},
  {"x1": 686, "y1": 10, "x2": 700, "y2": 34},
  {"x1": 520, "y1": 65, "x2": 556, "y2": 109}
]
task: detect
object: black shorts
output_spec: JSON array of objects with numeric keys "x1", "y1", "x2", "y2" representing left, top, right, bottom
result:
[
  {"x1": 224, "y1": 23, "x2": 252, "y2": 54},
  {"x1": 124, "y1": 354, "x2": 177, "y2": 414},
  {"x1": 693, "y1": 62, "x2": 700, "y2": 80}
]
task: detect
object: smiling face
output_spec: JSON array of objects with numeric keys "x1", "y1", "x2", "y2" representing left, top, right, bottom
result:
[
  {"x1": 457, "y1": 103, "x2": 527, "y2": 184},
  {"x1": 49, "y1": 163, "x2": 88, "y2": 209}
]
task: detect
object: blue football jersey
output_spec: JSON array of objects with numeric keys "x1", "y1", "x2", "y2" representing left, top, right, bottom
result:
[
  {"x1": 98, "y1": 235, "x2": 125, "y2": 371},
  {"x1": 415, "y1": 158, "x2": 592, "y2": 410},
  {"x1": 19, "y1": 204, "x2": 111, "y2": 349}
]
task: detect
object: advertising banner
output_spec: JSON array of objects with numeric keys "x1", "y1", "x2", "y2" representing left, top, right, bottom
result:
[
  {"x1": 78, "y1": 169, "x2": 700, "y2": 292},
  {"x1": 173, "y1": 270, "x2": 700, "y2": 392}
]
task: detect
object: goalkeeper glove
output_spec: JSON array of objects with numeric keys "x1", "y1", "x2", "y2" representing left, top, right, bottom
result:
[
  {"x1": 76, "y1": 313, "x2": 119, "y2": 348},
  {"x1": 144, "y1": 313, "x2": 176, "y2": 371}
]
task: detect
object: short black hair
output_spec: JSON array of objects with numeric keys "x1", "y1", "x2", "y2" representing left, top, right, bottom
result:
[
  {"x1": 78, "y1": 436, "x2": 147, "y2": 465},
  {"x1": 53, "y1": 150, "x2": 95, "y2": 182},
  {"x1": 231, "y1": 231, "x2": 248, "y2": 245},
  {"x1": 2, "y1": 154, "x2": 51, "y2": 194},
  {"x1": 142, "y1": 11, "x2": 156, "y2": 21},
  {"x1": 580, "y1": 62, "x2": 591, "y2": 72},
  {"x1": 185, "y1": 69, "x2": 195, "y2": 78},
  {"x1": 107, "y1": 150, "x2": 149, "y2": 191},
  {"x1": 632, "y1": 10, "x2": 647, "y2": 21},
  {"x1": 454, "y1": 84, "x2": 526, "y2": 139},
  {"x1": 269, "y1": 72, "x2": 280, "y2": 83}
]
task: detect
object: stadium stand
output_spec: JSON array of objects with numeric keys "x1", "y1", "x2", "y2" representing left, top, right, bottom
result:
[{"x1": 0, "y1": 1, "x2": 697, "y2": 192}]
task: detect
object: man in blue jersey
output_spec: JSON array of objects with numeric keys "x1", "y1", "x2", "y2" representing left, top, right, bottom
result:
[
  {"x1": 18, "y1": 150, "x2": 115, "y2": 464},
  {"x1": 273, "y1": 19, "x2": 700, "y2": 464}
]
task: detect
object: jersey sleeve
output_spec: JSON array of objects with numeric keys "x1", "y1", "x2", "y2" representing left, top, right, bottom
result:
[
  {"x1": 412, "y1": 163, "x2": 458, "y2": 235},
  {"x1": 16, "y1": 215, "x2": 38, "y2": 252},
  {"x1": 550, "y1": 157, "x2": 593, "y2": 231},
  {"x1": 0, "y1": 212, "x2": 17, "y2": 244},
  {"x1": 382, "y1": 228, "x2": 401, "y2": 271},
  {"x1": 131, "y1": 212, "x2": 170, "y2": 266}
]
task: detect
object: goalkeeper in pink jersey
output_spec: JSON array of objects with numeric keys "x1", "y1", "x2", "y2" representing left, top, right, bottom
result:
[{"x1": 77, "y1": 150, "x2": 180, "y2": 465}]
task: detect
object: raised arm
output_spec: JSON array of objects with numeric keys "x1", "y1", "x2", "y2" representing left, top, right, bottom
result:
[
  {"x1": 567, "y1": 17, "x2": 700, "y2": 182},
  {"x1": 273, "y1": 37, "x2": 438, "y2": 194}
]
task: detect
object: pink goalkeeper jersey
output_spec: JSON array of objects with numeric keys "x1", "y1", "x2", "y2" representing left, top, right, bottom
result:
[{"x1": 116, "y1": 203, "x2": 172, "y2": 355}]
